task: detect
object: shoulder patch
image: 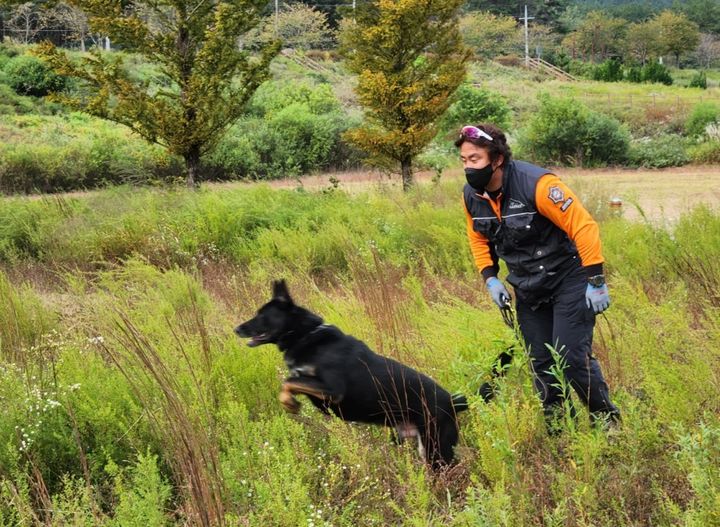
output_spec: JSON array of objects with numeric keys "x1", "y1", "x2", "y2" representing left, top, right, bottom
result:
[{"x1": 548, "y1": 186, "x2": 564, "y2": 204}]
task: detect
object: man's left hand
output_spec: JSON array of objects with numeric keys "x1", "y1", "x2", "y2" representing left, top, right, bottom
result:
[{"x1": 586, "y1": 283, "x2": 610, "y2": 314}]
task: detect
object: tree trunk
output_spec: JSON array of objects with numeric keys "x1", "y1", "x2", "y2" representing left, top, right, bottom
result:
[
  {"x1": 401, "y1": 157, "x2": 413, "y2": 191},
  {"x1": 185, "y1": 146, "x2": 201, "y2": 188}
]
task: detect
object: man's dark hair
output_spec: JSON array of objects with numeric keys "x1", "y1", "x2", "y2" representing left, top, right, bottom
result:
[{"x1": 454, "y1": 123, "x2": 512, "y2": 167}]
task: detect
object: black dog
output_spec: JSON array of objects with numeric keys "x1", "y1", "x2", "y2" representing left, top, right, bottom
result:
[{"x1": 235, "y1": 280, "x2": 471, "y2": 468}]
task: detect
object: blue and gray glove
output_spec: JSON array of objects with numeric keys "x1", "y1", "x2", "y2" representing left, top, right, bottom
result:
[
  {"x1": 486, "y1": 277, "x2": 511, "y2": 308},
  {"x1": 585, "y1": 281, "x2": 610, "y2": 314}
]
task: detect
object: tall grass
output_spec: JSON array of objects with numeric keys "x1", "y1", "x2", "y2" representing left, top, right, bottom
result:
[{"x1": 0, "y1": 181, "x2": 719, "y2": 525}]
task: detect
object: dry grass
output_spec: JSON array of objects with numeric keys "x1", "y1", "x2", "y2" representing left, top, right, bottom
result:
[{"x1": 205, "y1": 165, "x2": 720, "y2": 224}]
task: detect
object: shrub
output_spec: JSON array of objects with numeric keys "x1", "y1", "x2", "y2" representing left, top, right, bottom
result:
[
  {"x1": 688, "y1": 140, "x2": 720, "y2": 164},
  {"x1": 628, "y1": 134, "x2": 690, "y2": 168},
  {"x1": 566, "y1": 59, "x2": 595, "y2": 79},
  {"x1": 624, "y1": 65, "x2": 642, "y2": 83},
  {"x1": 0, "y1": 114, "x2": 178, "y2": 193},
  {"x1": 206, "y1": 80, "x2": 360, "y2": 178},
  {"x1": 518, "y1": 94, "x2": 630, "y2": 167},
  {"x1": 685, "y1": 102, "x2": 720, "y2": 138},
  {"x1": 688, "y1": 70, "x2": 707, "y2": 89},
  {"x1": 439, "y1": 83, "x2": 512, "y2": 135},
  {"x1": 4, "y1": 55, "x2": 67, "y2": 97},
  {"x1": 247, "y1": 79, "x2": 340, "y2": 118},
  {"x1": 640, "y1": 62, "x2": 673, "y2": 85},
  {"x1": 494, "y1": 54, "x2": 522, "y2": 67},
  {"x1": 592, "y1": 59, "x2": 624, "y2": 82},
  {"x1": 206, "y1": 107, "x2": 356, "y2": 179}
]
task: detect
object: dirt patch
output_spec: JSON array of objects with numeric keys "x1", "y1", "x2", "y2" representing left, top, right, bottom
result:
[{"x1": 238, "y1": 165, "x2": 720, "y2": 223}]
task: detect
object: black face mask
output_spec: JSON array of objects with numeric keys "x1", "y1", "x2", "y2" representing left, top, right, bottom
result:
[{"x1": 465, "y1": 164, "x2": 494, "y2": 191}]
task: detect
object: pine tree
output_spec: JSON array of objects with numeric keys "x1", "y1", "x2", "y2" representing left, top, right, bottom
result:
[
  {"x1": 339, "y1": 0, "x2": 471, "y2": 190},
  {"x1": 35, "y1": 0, "x2": 279, "y2": 187}
]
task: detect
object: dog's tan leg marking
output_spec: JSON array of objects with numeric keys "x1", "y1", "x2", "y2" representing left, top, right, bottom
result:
[
  {"x1": 280, "y1": 380, "x2": 341, "y2": 413},
  {"x1": 279, "y1": 385, "x2": 301, "y2": 413}
]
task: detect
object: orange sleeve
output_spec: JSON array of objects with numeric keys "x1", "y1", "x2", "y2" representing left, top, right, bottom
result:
[
  {"x1": 463, "y1": 196, "x2": 497, "y2": 276},
  {"x1": 535, "y1": 175, "x2": 604, "y2": 270}
]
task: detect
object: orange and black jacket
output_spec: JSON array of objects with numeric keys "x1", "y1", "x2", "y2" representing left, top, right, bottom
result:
[{"x1": 463, "y1": 160, "x2": 604, "y2": 295}]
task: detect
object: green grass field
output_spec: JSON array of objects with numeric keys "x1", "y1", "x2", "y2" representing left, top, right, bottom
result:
[{"x1": 0, "y1": 177, "x2": 718, "y2": 526}]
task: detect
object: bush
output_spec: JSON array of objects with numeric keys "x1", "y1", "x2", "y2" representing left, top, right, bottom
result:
[
  {"x1": 566, "y1": 59, "x2": 595, "y2": 79},
  {"x1": 518, "y1": 94, "x2": 630, "y2": 167},
  {"x1": 247, "y1": 79, "x2": 340, "y2": 118},
  {"x1": 640, "y1": 62, "x2": 673, "y2": 85},
  {"x1": 439, "y1": 83, "x2": 512, "y2": 135},
  {"x1": 0, "y1": 114, "x2": 178, "y2": 194},
  {"x1": 206, "y1": 108, "x2": 358, "y2": 179},
  {"x1": 628, "y1": 134, "x2": 690, "y2": 168},
  {"x1": 685, "y1": 102, "x2": 720, "y2": 138},
  {"x1": 688, "y1": 140, "x2": 720, "y2": 164},
  {"x1": 624, "y1": 66, "x2": 642, "y2": 83},
  {"x1": 688, "y1": 70, "x2": 707, "y2": 89},
  {"x1": 4, "y1": 55, "x2": 67, "y2": 97},
  {"x1": 205, "y1": 79, "x2": 361, "y2": 178},
  {"x1": 592, "y1": 59, "x2": 624, "y2": 82}
]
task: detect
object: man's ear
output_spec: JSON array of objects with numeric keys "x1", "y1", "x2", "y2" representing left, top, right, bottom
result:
[
  {"x1": 272, "y1": 279, "x2": 293, "y2": 304},
  {"x1": 493, "y1": 154, "x2": 505, "y2": 170}
]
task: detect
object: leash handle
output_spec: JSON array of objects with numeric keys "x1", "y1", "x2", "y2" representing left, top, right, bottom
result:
[{"x1": 499, "y1": 293, "x2": 515, "y2": 329}]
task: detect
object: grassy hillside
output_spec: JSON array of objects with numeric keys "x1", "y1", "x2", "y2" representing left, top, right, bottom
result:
[
  {"x1": 0, "y1": 178, "x2": 718, "y2": 525},
  {"x1": 3, "y1": 41, "x2": 720, "y2": 193}
]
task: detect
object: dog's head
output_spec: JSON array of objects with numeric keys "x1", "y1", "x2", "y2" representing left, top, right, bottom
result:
[{"x1": 234, "y1": 279, "x2": 321, "y2": 348}]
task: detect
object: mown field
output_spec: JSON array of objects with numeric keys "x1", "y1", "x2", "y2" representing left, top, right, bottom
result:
[{"x1": 1, "y1": 175, "x2": 719, "y2": 526}]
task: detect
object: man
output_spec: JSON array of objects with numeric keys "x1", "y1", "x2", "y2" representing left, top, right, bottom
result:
[{"x1": 457, "y1": 123, "x2": 620, "y2": 429}]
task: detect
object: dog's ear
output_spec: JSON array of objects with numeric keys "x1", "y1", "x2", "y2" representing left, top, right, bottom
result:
[{"x1": 272, "y1": 279, "x2": 293, "y2": 304}]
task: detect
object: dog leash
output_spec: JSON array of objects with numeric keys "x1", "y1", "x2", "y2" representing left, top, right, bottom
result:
[{"x1": 499, "y1": 293, "x2": 516, "y2": 330}]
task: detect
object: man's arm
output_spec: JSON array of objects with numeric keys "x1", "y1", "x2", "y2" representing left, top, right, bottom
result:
[
  {"x1": 463, "y1": 196, "x2": 499, "y2": 281},
  {"x1": 535, "y1": 175, "x2": 604, "y2": 278}
]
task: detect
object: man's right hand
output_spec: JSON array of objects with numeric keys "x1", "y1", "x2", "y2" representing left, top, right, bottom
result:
[{"x1": 486, "y1": 277, "x2": 511, "y2": 308}]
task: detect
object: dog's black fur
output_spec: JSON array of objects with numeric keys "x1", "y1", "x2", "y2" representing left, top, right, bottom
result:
[
  {"x1": 235, "y1": 280, "x2": 516, "y2": 468},
  {"x1": 235, "y1": 280, "x2": 469, "y2": 468}
]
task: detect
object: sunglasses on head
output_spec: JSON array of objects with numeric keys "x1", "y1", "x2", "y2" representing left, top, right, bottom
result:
[{"x1": 460, "y1": 125, "x2": 493, "y2": 142}]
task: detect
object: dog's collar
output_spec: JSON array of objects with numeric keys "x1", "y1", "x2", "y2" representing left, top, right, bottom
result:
[{"x1": 278, "y1": 324, "x2": 332, "y2": 352}]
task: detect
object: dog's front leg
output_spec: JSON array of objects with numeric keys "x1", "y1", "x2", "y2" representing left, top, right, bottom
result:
[{"x1": 279, "y1": 376, "x2": 343, "y2": 414}]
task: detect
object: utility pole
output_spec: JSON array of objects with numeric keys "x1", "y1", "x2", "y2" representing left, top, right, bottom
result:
[
  {"x1": 275, "y1": 0, "x2": 279, "y2": 34},
  {"x1": 519, "y1": 5, "x2": 534, "y2": 68}
]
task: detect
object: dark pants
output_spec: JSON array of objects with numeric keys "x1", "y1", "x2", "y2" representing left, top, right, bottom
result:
[{"x1": 515, "y1": 267, "x2": 619, "y2": 425}]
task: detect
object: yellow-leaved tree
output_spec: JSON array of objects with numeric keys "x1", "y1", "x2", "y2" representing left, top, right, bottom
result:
[
  {"x1": 35, "y1": 0, "x2": 280, "y2": 187},
  {"x1": 339, "y1": 0, "x2": 471, "y2": 190}
]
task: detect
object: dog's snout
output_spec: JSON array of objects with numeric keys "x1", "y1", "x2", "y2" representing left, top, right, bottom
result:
[{"x1": 234, "y1": 324, "x2": 247, "y2": 337}]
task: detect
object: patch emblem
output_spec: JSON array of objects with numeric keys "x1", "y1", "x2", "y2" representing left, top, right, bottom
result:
[
  {"x1": 548, "y1": 186, "x2": 564, "y2": 204},
  {"x1": 560, "y1": 197, "x2": 574, "y2": 212},
  {"x1": 508, "y1": 198, "x2": 525, "y2": 210}
]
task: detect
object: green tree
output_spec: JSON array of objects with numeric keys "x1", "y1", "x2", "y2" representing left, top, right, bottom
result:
[
  {"x1": 624, "y1": 20, "x2": 661, "y2": 65},
  {"x1": 339, "y1": 0, "x2": 471, "y2": 190},
  {"x1": 36, "y1": 0, "x2": 279, "y2": 187},
  {"x1": 677, "y1": 0, "x2": 720, "y2": 36},
  {"x1": 247, "y1": 3, "x2": 333, "y2": 50},
  {"x1": 569, "y1": 10, "x2": 627, "y2": 62},
  {"x1": 462, "y1": 0, "x2": 569, "y2": 31},
  {"x1": 459, "y1": 11, "x2": 519, "y2": 59},
  {"x1": 651, "y1": 10, "x2": 701, "y2": 66}
]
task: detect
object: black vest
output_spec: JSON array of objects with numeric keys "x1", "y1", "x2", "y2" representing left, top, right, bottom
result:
[{"x1": 464, "y1": 160, "x2": 580, "y2": 296}]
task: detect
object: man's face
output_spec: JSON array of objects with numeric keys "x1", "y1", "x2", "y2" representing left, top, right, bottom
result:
[{"x1": 459, "y1": 142, "x2": 492, "y2": 169}]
